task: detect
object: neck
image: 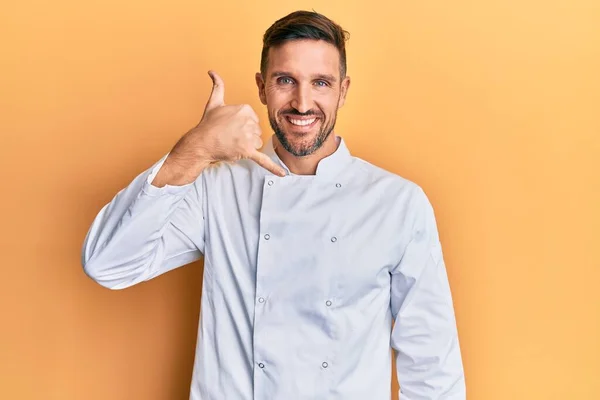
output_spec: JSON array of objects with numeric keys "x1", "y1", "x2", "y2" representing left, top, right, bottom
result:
[{"x1": 273, "y1": 134, "x2": 340, "y2": 175}]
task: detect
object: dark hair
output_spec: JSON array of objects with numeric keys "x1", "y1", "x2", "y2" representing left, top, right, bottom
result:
[{"x1": 260, "y1": 10, "x2": 350, "y2": 79}]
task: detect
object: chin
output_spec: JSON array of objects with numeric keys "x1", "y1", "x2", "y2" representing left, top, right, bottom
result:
[
  {"x1": 270, "y1": 114, "x2": 330, "y2": 156},
  {"x1": 278, "y1": 130, "x2": 324, "y2": 157},
  {"x1": 285, "y1": 127, "x2": 318, "y2": 140}
]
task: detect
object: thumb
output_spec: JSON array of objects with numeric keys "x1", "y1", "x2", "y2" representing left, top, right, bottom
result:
[{"x1": 204, "y1": 70, "x2": 225, "y2": 113}]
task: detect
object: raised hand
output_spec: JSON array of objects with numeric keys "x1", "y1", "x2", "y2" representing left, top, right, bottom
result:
[
  {"x1": 194, "y1": 71, "x2": 286, "y2": 176},
  {"x1": 152, "y1": 71, "x2": 286, "y2": 187}
]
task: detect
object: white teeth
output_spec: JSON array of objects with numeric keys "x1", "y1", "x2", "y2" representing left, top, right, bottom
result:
[{"x1": 288, "y1": 118, "x2": 316, "y2": 126}]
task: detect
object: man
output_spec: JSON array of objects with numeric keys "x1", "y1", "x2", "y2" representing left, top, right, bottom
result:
[{"x1": 82, "y1": 10, "x2": 466, "y2": 400}]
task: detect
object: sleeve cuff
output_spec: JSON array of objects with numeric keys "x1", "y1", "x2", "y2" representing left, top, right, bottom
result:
[{"x1": 141, "y1": 153, "x2": 195, "y2": 197}]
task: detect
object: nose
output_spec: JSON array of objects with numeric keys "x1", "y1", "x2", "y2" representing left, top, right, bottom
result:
[{"x1": 290, "y1": 83, "x2": 313, "y2": 114}]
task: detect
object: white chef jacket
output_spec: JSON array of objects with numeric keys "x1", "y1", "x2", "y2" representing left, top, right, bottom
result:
[{"x1": 82, "y1": 135, "x2": 465, "y2": 400}]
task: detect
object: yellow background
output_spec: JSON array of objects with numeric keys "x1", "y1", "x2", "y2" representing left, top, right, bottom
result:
[{"x1": 2, "y1": 0, "x2": 599, "y2": 399}]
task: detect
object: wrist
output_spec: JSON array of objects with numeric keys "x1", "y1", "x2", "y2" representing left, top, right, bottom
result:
[{"x1": 151, "y1": 151, "x2": 211, "y2": 188}]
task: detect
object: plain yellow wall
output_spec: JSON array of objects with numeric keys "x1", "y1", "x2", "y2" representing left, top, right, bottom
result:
[{"x1": 1, "y1": 0, "x2": 599, "y2": 399}]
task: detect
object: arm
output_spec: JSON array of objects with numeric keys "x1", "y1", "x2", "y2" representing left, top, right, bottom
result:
[
  {"x1": 81, "y1": 154, "x2": 206, "y2": 290},
  {"x1": 81, "y1": 70, "x2": 285, "y2": 290},
  {"x1": 390, "y1": 187, "x2": 466, "y2": 399}
]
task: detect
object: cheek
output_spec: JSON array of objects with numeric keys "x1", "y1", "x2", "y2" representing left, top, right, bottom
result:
[
  {"x1": 319, "y1": 100, "x2": 339, "y2": 120},
  {"x1": 265, "y1": 84, "x2": 289, "y2": 101},
  {"x1": 316, "y1": 90, "x2": 340, "y2": 110},
  {"x1": 265, "y1": 90, "x2": 288, "y2": 113}
]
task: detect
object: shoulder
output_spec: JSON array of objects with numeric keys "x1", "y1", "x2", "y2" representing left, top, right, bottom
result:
[
  {"x1": 350, "y1": 155, "x2": 428, "y2": 204},
  {"x1": 348, "y1": 155, "x2": 442, "y2": 251},
  {"x1": 350, "y1": 155, "x2": 438, "y2": 228}
]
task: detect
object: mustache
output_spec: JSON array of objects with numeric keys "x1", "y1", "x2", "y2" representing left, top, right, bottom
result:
[{"x1": 280, "y1": 109, "x2": 323, "y2": 118}]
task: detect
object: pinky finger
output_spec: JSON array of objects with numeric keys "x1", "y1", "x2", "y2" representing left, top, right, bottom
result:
[{"x1": 249, "y1": 150, "x2": 287, "y2": 177}]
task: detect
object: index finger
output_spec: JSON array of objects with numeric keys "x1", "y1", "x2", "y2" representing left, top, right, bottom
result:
[{"x1": 249, "y1": 150, "x2": 287, "y2": 177}]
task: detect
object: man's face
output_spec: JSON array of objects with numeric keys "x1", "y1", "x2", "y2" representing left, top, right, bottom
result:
[{"x1": 256, "y1": 39, "x2": 350, "y2": 157}]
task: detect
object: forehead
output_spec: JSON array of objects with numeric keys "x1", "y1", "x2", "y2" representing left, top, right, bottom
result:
[{"x1": 266, "y1": 39, "x2": 340, "y2": 78}]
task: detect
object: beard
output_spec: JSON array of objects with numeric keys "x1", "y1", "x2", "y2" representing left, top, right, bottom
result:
[{"x1": 269, "y1": 107, "x2": 338, "y2": 157}]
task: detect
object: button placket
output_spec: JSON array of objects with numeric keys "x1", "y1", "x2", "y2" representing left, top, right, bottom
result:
[
  {"x1": 255, "y1": 176, "x2": 277, "y2": 389},
  {"x1": 324, "y1": 225, "x2": 340, "y2": 376}
]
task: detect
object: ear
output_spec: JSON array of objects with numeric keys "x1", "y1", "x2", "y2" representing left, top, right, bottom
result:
[
  {"x1": 337, "y1": 76, "x2": 351, "y2": 108},
  {"x1": 255, "y1": 72, "x2": 267, "y2": 105}
]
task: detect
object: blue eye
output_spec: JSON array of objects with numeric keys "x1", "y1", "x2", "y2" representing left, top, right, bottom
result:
[
  {"x1": 315, "y1": 80, "x2": 328, "y2": 87},
  {"x1": 278, "y1": 77, "x2": 294, "y2": 85}
]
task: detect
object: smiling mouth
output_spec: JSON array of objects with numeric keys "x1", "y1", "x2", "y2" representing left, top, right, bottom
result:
[{"x1": 285, "y1": 116, "x2": 319, "y2": 129}]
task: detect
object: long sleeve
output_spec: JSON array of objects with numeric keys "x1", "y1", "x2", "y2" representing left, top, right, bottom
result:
[
  {"x1": 390, "y1": 187, "x2": 465, "y2": 399},
  {"x1": 81, "y1": 155, "x2": 205, "y2": 290}
]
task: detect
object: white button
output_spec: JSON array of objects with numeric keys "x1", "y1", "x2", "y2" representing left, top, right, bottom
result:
[
  {"x1": 336, "y1": 183, "x2": 341, "y2": 188},
  {"x1": 258, "y1": 363, "x2": 265, "y2": 368},
  {"x1": 258, "y1": 297, "x2": 265, "y2": 303},
  {"x1": 326, "y1": 300, "x2": 332, "y2": 306},
  {"x1": 268, "y1": 180, "x2": 274, "y2": 186},
  {"x1": 322, "y1": 362, "x2": 328, "y2": 368},
  {"x1": 330, "y1": 237, "x2": 337, "y2": 242},
  {"x1": 264, "y1": 234, "x2": 270, "y2": 240}
]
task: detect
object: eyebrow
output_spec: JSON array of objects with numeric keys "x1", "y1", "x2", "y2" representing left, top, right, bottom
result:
[{"x1": 270, "y1": 71, "x2": 338, "y2": 83}]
